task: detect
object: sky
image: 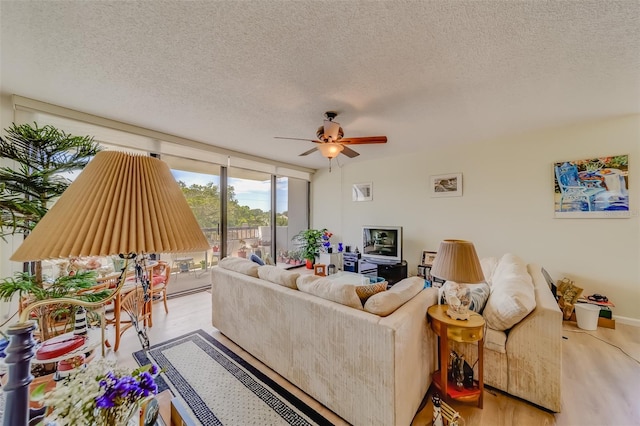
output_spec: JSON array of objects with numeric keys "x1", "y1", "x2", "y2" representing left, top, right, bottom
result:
[{"x1": 171, "y1": 169, "x2": 288, "y2": 213}]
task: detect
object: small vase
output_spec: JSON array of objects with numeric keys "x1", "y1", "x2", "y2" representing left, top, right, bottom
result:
[{"x1": 306, "y1": 259, "x2": 313, "y2": 269}]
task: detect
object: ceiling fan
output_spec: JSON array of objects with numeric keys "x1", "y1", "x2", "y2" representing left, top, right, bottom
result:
[{"x1": 275, "y1": 112, "x2": 387, "y2": 168}]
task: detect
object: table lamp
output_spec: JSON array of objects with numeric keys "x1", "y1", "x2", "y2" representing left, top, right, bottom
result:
[
  {"x1": 3, "y1": 151, "x2": 210, "y2": 426},
  {"x1": 430, "y1": 239, "x2": 484, "y2": 320}
]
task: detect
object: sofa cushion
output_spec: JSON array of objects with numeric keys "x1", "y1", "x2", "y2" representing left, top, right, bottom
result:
[
  {"x1": 364, "y1": 277, "x2": 424, "y2": 316},
  {"x1": 296, "y1": 275, "x2": 363, "y2": 310},
  {"x1": 484, "y1": 328, "x2": 507, "y2": 353},
  {"x1": 482, "y1": 253, "x2": 536, "y2": 331},
  {"x1": 257, "y1": 265, "x2": 300, "y2": 289},
  {"x1": 218, "y1": 257, "x2": 259, "y2": 277}
]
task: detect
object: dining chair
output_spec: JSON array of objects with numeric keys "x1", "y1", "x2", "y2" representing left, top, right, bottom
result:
[
  {"x1": 117, "y1": 286, "x2": 151, "y2": 350},
  {"x1": 150, "y1": 261, "x2": 171, "y2": 317}
]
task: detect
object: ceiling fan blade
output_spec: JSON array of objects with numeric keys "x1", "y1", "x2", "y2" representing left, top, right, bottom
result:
[
  {"x1": 299, "y1": 147, "x2": 318, "y2": 156},
  {"x1": 339, "y1": 136, "x2": 387, "y2": 145},
  {"x1": 275, "y1": 137, "x2": 321, "y2": 143},
  {"x1": 340, "y1": 146, "x2": 360, "y2": 158}
]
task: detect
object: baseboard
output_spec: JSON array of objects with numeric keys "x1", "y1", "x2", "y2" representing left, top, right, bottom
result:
[{"x1": 613, "y1": 315, "x2": 640, "y2": 327}]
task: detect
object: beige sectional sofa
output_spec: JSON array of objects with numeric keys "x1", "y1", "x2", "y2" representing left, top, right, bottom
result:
[
  {"x1": 450, "y1": 254, "x2": 563, "y2": 412},
  {"x1": 211, "y1": 259, "x2": 439, "y2": 426}
]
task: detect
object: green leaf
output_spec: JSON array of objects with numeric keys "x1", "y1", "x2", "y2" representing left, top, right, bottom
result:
[{"x1": 30, "y1": 382, "x2": 47, "y2": 402}]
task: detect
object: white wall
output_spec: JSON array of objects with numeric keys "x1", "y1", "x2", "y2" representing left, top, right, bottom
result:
[
  {"x1": 311, "y1": 115, "x2": 640, "y2": 322},
  {"x1": 0, "y1": 94, "x2": 22, "y2": 324}
]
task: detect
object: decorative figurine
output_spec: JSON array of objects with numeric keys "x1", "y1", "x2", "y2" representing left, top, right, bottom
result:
[{"x1": 432, "y1": 393, "x2": 443, "y2": 426}]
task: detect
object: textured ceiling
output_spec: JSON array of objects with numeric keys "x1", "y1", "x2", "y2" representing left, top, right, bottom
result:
[{"x1": 1, "y1": 1, "x2": 639, "y2": 170}]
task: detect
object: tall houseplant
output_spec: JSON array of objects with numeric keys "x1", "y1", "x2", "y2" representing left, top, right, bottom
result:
[
  {"x1": 0, "y1": 122, "x2": 100, "y2": 341},
  {"x1": 0, "y1": 122, "x2": 101, "y2": 284},
  {"x1": 292, "y1": 228, "x2": 326, "y2": 268}
]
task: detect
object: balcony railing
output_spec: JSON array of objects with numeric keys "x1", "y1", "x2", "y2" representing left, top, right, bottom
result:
[{"x1": 200, "y1": 226, "x2": 260, "y2": 245}]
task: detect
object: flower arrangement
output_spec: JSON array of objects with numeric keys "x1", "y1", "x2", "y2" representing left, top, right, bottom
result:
[
  {"x1": 321, "y1": 230, "x2": 333, "y2": 253},
  {"x1": 35, "y1": 359, "x2": 158, "y2": 426}
]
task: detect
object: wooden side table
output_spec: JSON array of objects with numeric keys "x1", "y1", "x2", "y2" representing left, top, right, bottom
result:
[{"x1": 427, "y1": 304, "x2": 485, "y2": 408}]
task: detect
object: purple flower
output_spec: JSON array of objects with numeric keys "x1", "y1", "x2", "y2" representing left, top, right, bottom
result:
[{"x1": 93, "y1": 364, "x2": 159, "y2": 415}]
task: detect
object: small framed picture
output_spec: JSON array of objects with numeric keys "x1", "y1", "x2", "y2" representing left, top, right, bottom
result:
[
  {"x1": 429, "y1": 173, "x2": 462, "y2": 197},
  {"x1": 432, "y1": 277, "x2": 445, "y2": 288},
  {"x1": 418, "y1": 265, "x2": 433, "y2": 281},
  {"x1": 421, "y1": 250, "x2": 437, "y2": 266},
  {"x1": 352, "y1": 182, "x2": 373, "y2": 202}
]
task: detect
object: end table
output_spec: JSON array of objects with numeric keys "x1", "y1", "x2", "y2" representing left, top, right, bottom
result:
[{"x1": 427, "y1": 304, "x2": 485, "y2": 408}]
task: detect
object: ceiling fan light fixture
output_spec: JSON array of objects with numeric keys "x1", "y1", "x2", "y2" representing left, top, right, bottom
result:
[
  {"x1": 324, "y1": 120, "x2": 341, "y2": 140},
  {"x1": 317, "y1": 142, "x2": 344, "y2": 159},
  {"x1": 316, "y1": 124, "x2": 344, "y2": 142}
]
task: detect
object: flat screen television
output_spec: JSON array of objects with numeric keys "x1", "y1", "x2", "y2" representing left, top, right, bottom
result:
[{"x1": 362, "y1": 226, "x2": 403, "y2": 264}]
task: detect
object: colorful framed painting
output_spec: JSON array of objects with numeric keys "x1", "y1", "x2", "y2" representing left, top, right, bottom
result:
[
  {"x1": 429, "y1": 173, "x2": 462, "y2": 197},
  {"x1": 554, "y1": 155, "x2": 629, "y2": 218}
]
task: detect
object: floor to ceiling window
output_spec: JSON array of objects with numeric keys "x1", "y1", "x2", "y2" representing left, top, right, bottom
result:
[
  {"x1": 5, "y1": 98, "x2": 313, "y2": 300},
  {"x1": 227, "y1": 168, "x2": 272, "y2": 261},
  {"x1": 275, "y1": 176, "x2": 309, "y2": 267},
  {"x1": 161, "y1": 154, "x2": 221, "y2": 294}
]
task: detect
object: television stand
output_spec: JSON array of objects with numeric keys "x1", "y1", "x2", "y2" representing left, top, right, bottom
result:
[{"x1": 358, "y1": 260, "x2": 407, "y2": 287}]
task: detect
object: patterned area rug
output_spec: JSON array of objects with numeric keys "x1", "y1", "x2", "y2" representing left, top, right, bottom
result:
[{"x1": 133, "y1": 329, "x2": 333, "y2": 426}]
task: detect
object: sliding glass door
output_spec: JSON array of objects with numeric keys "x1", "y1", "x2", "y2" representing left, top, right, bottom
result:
[
  {"x1": 161, "y1": 155, "x2": 221, "y2": 294},
  {"x1": 227, "y1": 168, "x2": 272, "y2": 261},
  {"x1": 275, "y1": 177, "x2": 309, "y2": 266}
]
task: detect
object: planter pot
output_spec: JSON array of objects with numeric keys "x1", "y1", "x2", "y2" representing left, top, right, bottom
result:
[{"x1": 306, "y1": 259, "x2": 313, "y2": 269}]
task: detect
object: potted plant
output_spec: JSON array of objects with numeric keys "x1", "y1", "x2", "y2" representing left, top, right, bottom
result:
[
  {"x1": 292, "y1": 228, "x2": 327, "y2": 269},
  {"x1": 0, "y1": 122, "x2": 101, "y2": 344},
  {"x1": 237, "y1": 240, "x2": 247, "y2": 258},
  {"x1": 0, "y1": 270, "x2": 110, "y2": 342}
]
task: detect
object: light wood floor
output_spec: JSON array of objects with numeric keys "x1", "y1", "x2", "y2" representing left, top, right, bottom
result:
[{"x1": 111, "y1": 292, "x2": 640, "y2": 426}]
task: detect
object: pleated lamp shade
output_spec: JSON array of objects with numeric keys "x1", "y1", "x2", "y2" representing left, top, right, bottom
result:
[
  {"x1": 11, "y1": 151, "x2": 210, "y2": 261},
  {"x1": 430, "y1": 240, "x2": 485, "y2": 283}
]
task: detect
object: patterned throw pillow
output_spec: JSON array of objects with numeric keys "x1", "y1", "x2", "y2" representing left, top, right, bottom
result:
[
  {"x1": 440, "y1": 281, "x2": 491, "y2": 313},
  {"x1": 355, "y1": 281, "x2": 387, "y2": 303}
]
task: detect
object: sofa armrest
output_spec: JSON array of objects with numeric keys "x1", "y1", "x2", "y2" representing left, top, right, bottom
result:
[
  {"x1": 378, "y1": 287, "x2": 439, "y2": 426},
  {"x1": 505, "y1": 264, "x2": 562, "y2": 411}
]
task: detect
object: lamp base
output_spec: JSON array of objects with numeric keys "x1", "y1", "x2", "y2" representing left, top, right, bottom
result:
[{"x1": 446, "y1": 307, "x2": 470, "y2": 321}]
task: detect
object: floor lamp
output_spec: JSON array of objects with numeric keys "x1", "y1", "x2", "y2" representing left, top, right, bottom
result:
[{"x1": 3, "y1": 151, "x2": 210, "y2": 426}]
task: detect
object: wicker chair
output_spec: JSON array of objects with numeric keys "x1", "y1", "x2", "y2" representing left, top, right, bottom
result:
[{"x1": 150, "y1": 261, "x2": 171, "y2": 320}]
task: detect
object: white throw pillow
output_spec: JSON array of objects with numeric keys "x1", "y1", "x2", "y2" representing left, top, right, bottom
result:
[
  {"x1": 217, "y1": 257, "x2": 259, "y2": 277},
  {"x1": 296, "y1": 275, "x2": 363, "y2": 310},
  {"x1": 363, "y1": 277, "x2": 424, "y2": 316},
  {"x1": 482, "y1": 254, "x2": 536, "y2": 331},
  {"x1": 480, "y1": 257, "x2": 499, "y2": 286},
  {"x1": 257, "y1": 265, "x2": 300, "y2": 289}
]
